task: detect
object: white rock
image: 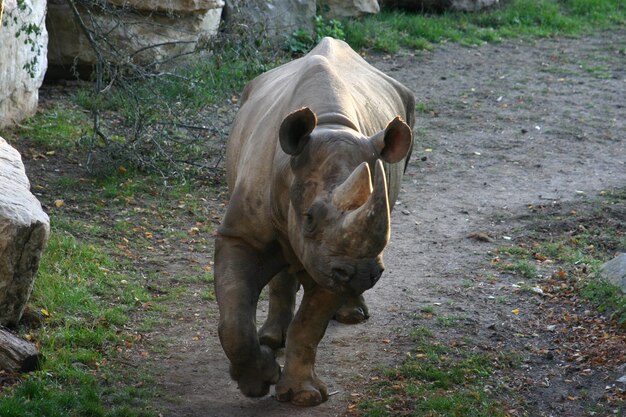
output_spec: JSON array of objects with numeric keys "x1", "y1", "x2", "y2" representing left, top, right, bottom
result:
[
  {"x1": 107, "y1": 0, "x2": 223, "y2": 12},
  {"x1": 0, "y1": 0, "x2": 48, "y2": 128},
  {"x1": 224, "y1": 0, "x2": 316, "y2": 36},
  {"x1": 322, "y1": 0, "x2": 380, "y2": 18},
  {"x1": 0, "y1": 137, "x2": 50, "y2": 327},
  {"x1": 46, "y1": 0, "x2": 224, "y2": 75}
]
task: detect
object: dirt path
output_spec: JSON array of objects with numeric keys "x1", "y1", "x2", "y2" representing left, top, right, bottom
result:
[{"x1": 152, "y1": 31, "x2": 625, "y2": 417}]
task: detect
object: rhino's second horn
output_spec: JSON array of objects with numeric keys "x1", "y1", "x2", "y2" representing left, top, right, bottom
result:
[{"x1": 341, "y1": 159, "x2": 390, "y2": 254}]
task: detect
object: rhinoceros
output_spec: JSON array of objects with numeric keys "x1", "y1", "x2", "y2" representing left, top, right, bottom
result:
[{"x1": 214, "y1": 37, "x2": 415, "y2": 406}]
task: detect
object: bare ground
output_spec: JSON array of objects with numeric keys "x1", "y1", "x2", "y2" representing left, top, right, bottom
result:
[{"x1": 21, "y1": 30, "x2": 626, "y2": 416}]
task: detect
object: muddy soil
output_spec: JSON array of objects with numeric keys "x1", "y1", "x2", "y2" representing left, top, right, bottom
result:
[{"x1": 145, "y1": 30, "x2": 626, "y2": 417}]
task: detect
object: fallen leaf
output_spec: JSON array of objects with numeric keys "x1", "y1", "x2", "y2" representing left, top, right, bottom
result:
[
  {"x1": 40, "y1": 308, "x2": 50, "y2": 317},
  {"x1": 54, "y1": 199, "x2": 65, "y2": 208},
  {"x1": 468, "y1": 232, "x2": 492, "y2": 242},
  {"x1": 511, "y1": 309, "x2": 521, "y2": 315}
]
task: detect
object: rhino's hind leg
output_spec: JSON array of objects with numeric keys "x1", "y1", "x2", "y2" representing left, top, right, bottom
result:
[
  {"x1": 275, "y1": 281, "x2": 344, "y2": 406},
  {"x1": 334, "y1": 294, "x2": 369, "y2": 324},
  {"x1": 259, "y1": 269, "x2": 299, "y2": 350},
  {"x1": 215, "y1": 235, "x2": 285, "y2": 397}
]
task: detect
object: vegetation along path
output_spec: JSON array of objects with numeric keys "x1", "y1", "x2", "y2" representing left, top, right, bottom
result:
[{"x1": 3, "y1": 30, "x2": 625, "y2": 417}]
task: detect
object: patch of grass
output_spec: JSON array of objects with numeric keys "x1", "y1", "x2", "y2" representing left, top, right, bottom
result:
[
  {"x1": 1, "y1": 103, "x2": 91, "y2": 149},
  {"x1": 420, "y1": 305, "x2": 435, "y2": 314},
  {"x1": 581, "y1": 63, "x2": 612, "y2": 78},
  {"x1": 0, "y1": 218, "x2": 156, "y2": 416},
  {"x1": 503, "y1": 259, "x2": 538, "y2": 279},
  {"x1": 410, "y1": 325, "x2": 434, "y2": 341},
  {"x1": 415, "y1": 101, "x2": 435, "y2": 114},
  {"x1": 436, "y1": 314, "x2": 465, "y2": 328},
  {"x1": 343, "y1": 0, "x2": 625, "y2": 52},
  {"x1": 581, "y1": 280, "x2": 626, "y2": 326},
  {"x1": 285, "y1": 15, "x2": 346, "y2": 54},
  {"x1": 355, "y1": 342, "x2": 507, "y2": 417}
]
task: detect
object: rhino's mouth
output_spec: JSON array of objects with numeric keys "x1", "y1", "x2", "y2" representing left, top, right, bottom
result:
[{"x1": 311, "y1": 259, "x2": 384, "y2": 295}]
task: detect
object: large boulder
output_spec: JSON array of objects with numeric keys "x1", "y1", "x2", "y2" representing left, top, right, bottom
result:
[
  {"x1": 0, "y1": 137, "x2": 50, "y2": 327},
  {"x1": 46, "y1": 0, "x2": 224, "y2": 78},
  {"x1": 320, "y1": 0, "x2": 380, "y2": 17},
  {"x1": 0, "y1": 0, "x2": 48, "y2": 128},
  {"x1": 380, "y1": 0, "x2": 499, "y2": 12},
  {"x1": 223, "y1": 0, "x2": 315, "y2": 36}
]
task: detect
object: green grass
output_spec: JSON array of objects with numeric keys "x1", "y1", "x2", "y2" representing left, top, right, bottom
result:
[
  {"x1": 0, "y1": 104, "x2": 92, "y2": 149},
  {"x1": 0, "y1": 218, "x2": 156, "y2": 417},
  {"x1": 436, "y1": 314, "x2": 466, "y2": 328},
  {"x1": 356, "y1": 340, "x2": 507, "y2": 417},
  {"x1": 343, "y1": 0, "x2": 625, "y2": 52},
  {"x1": 502, "y1": 259, "x2": 538, "y2": 279}
]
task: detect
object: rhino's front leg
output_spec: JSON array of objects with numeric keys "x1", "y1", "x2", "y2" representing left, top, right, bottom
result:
[
  {"x1": 258, "y1": 269, "x2": 299, "y2": 349},
  {"x1": 215, "y1": 235, "x2": 286, "y2": 397},
  {"x1": 275, "y1": 282, "x2": 344, "y2": 406}
]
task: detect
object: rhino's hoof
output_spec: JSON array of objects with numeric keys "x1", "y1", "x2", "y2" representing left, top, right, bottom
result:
[
  {"x1": 258, "y1": 322, "x2": 287, "y2": 350},
  {"x1": 275, "y1": 381, "x2": 328, "y2": 406},
  {"x1": 334, "y1": 306, "x2": 369, "y2": 324},
  {"x1": 231, "y1": 346, "x2": 281, "y2": 398}
]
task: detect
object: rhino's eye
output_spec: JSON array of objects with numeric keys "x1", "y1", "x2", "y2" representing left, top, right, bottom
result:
[{"x1": 303, "y1": 211, "x2": 316, "y2": 234}]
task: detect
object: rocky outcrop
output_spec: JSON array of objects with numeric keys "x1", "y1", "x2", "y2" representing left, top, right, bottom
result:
[
  {"x1": 601, "y1": 253, "x2": 626, "y2": 294},
  {"x1": 320, "y1": 0, "x2": 379, "y2": 17},
  {"x1": 46, "y1": 0, "x2": 224, "y2": 77},
  {"x1": 381, "y1": 0, "x2": 499, "y2": 12},
  {"x1": 0, "y1": 0, "x2": 48, "y2": 128},
  {"x1": 0, "y1": 137, "x2": 50, "y2": 327},
  {"x1": 223, "y1": 0, "x2": 315, "y2": 36}
]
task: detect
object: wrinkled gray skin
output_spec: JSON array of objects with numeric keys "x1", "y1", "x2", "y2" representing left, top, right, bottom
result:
[{"x1": 214, "y1": 37, "x2": 415, "y2": 406}]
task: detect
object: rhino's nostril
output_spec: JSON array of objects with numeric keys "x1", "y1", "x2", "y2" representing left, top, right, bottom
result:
[
  {"x1": 371, "y1": 266, "x2": 384, "y2": 283},
  {"x1": 332, "y1": 268, "x2": 352, "y2": 283}
]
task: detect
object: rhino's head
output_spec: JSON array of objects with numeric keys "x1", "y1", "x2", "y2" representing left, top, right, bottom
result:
[{"x1": 279, "y1": 107, "x2": 412, "y2": 295}]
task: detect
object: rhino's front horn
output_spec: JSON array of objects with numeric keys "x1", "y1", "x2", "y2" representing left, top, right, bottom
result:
[
  {"x1": 333, "y1": 162, "x2": 373, "y2": 211},
  {"x1": 341, "y1": 159, "x2": 390, "y2": 254}
]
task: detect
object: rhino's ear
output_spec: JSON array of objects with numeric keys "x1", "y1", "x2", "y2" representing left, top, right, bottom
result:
[
  {"x1": 279, "y1": 107, "x2": 317, "y2": 156},
  {"x1": 370, "y1": 116, "x2": 412, "y2": 164}
]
